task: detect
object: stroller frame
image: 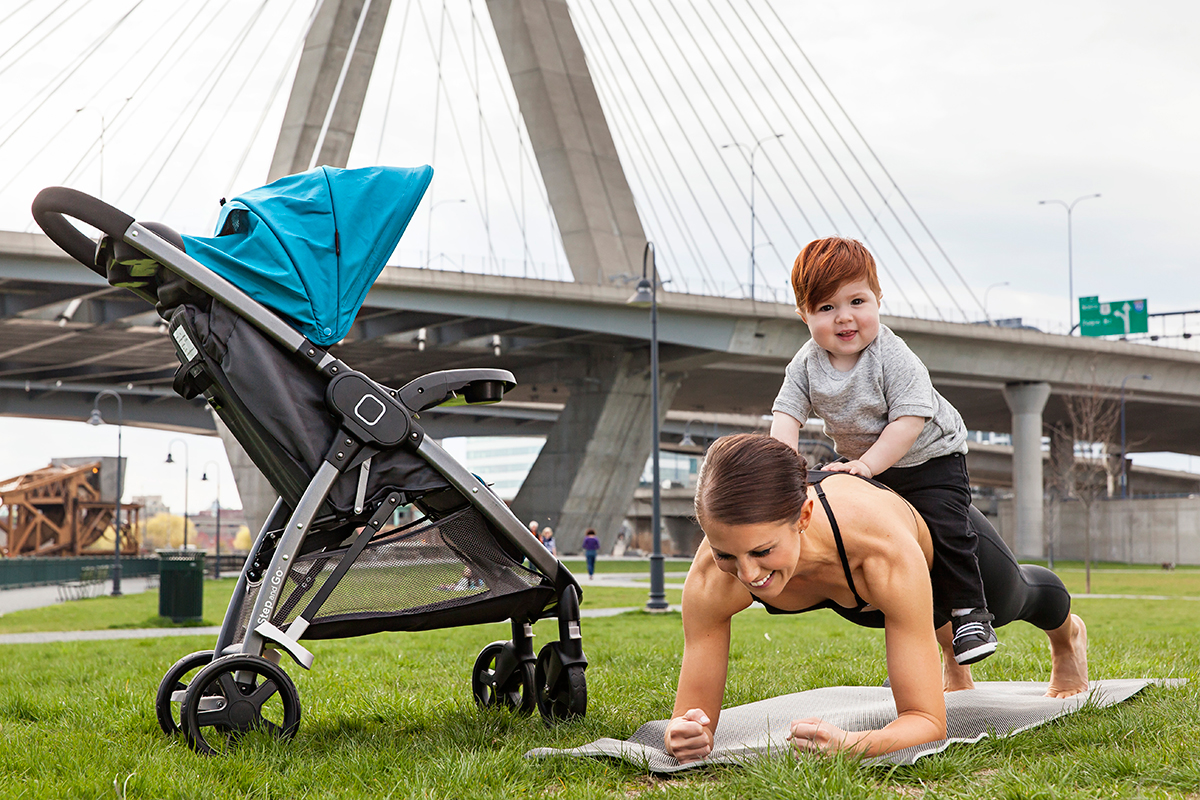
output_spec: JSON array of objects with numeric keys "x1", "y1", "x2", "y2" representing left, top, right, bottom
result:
[{"x1": 33, "y1": 186, "x2": 587, "y2": 754}]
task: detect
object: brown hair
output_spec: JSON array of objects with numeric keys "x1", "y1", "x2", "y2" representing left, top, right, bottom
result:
[
  {"x1": 791, "y1": 237, "x2": 881, "y2": 313},
  {"x1": 695, "y1": 434, "x2": 808, "y2": 526}
]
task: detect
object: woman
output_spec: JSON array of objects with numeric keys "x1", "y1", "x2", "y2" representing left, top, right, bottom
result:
[{"x1": 666, "y1": 434, "x2": 1088, "y2": 762}]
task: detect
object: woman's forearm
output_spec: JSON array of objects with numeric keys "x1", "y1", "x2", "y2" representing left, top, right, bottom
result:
[{"x1": 841, "y1": 710, "x2": 946, "y2": 756}]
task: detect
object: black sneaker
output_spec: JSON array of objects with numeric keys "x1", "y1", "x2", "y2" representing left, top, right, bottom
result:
[{"x1": 951, "y1": 610, "x2": 998, "y2": 665}]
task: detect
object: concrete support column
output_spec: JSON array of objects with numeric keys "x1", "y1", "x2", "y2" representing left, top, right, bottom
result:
[
  {"x1": 269, "y1": 0, "x2": 394, "y2": 180},
  {"x1": 213, "y1": 414, "x2": 278, "y2": 539},
  {"x1": 1002, "y1": 381, "x2": 1051, "y2": 558},
  {"x1": 510, "y1": 347, "x2": 680, "y2": 554},
  {"x1": 486, "y1": 0, "x2": 646, "y2": 283}
]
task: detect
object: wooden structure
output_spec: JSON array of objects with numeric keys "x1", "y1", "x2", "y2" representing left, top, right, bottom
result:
[{"x1": 0, "y1": 461, "x2": 142, "y2": 557}]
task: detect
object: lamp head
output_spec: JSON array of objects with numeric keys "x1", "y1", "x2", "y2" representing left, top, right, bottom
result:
[
  {"x1": 626, "y1": 278, "x2": 654, "y2": 308},
  {"x1": 165, "y1": 453, "x2": 174, "y2": 464},
  {"x1": 679, "y1": 431, "x2": 695, "y2": 447},
  {"x1": 87, "y1": 408, "x2": 103, "y2": 426},
  {"x1": 201, "y1": 472, "x2": 209, "y2": 482}
]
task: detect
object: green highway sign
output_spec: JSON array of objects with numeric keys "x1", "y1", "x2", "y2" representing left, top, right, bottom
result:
[{"x1": 1078, "y1": 296, "x2": 1148, "y2": 336}]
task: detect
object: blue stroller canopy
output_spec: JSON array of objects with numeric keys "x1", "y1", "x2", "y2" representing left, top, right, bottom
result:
[{"x1": 181, "y1": 165, "x2": 433, "y2": 346}]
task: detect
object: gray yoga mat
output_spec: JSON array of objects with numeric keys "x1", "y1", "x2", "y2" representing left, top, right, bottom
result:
[{"x1": 527, "y1": 679, "x2": 1182, "y2": 772}]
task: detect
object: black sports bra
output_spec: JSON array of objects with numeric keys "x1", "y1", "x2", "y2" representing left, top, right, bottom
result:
[{"x1": 749, "y1": 472, "x2": 874, "y2": 619}]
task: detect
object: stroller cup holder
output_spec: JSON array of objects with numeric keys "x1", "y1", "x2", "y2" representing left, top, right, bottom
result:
[{"x1": 32, "y1": 172, "x2": 589, "y2": 754}]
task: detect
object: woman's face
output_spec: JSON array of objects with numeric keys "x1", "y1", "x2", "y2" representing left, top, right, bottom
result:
[{"x1": 703, "y1": 503, "x2": 811, "y2": 596}]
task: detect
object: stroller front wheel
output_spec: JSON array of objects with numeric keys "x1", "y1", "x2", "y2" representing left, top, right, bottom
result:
[
  {"x1": 155, "y1": 650, "x2": 214, "y2": 735},
  {"x1": 534, "y1": 642, "x2": 586, "y2": 723},
  {"x1": 180, "y1": 654, "x2": 301, "y2": 755},
  {"x1": 471, "y1": 641, "x2": 537, "y2": 715}
]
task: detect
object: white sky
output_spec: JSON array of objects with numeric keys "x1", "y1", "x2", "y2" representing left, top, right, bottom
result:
[{"x1": 0, "y1": 0, "x2": 1196, "y2": 510}]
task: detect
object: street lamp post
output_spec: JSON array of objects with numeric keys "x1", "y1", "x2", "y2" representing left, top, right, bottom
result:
[
  {"x1": 87, "y1": 390, "x2": 123, "y2": 596},
  {"x1": 1038, "y1": 193, "x2": 1101, "y2": 332},
  {"x1": 626, "y1": 242, "x2": 668, "y2": 612},
  {"x1": 722, "y1": 134, "x2": 784, "y2": 302},
  {"x1": 1119, "y1": 374, "x2": 1152, "y2": 499},
  {"x1": 984, "y1": 281, "x2": 1009, "y2": 324},
  {"x1": 166, "y1": 439, "x2": 190, "y2": 548},
  {"x1": 202, "y1": 462, "x2": 222, "y2": 578}
]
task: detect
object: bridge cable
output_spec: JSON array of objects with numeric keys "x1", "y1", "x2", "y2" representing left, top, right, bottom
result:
[
  {"x1": 733, "y1": 0, "x2": 965, "y2": 319},
  {"x1": 374, "y1": 0, "x2": 412, "y2": 165},
  {"x1": 0, "y1": 0, "x2": 40, "y2": 32},
  {"x1": 663, "y1": 0, "x2": 833, "y2": 241},
  {"x1": 572, "y1": 15, "x2": 705, "y2": 293},
  {"x1": 435, "y1": 0, "x2": 517, "y2": 274},
  {"x1": 417, "y1": 0, "x2": 535, "y2": 273},
  {"x1": 308, "y1": 0, "x2": 370, "y2": 171},
  {"x1": 757, "y1": 0, "x2": 986, "y2": 320},
  {"x1": 424, "y1": 0, "x2": 447, "y2": 267},
  {"x1": 574, "y1": 0, "x2": 742, "y2": 290},
  {"x1": 87, "y1": 0, "x2": 238, "y2": 205},
  {"x1": 220, "y1": 0, "x2": 325, "y2": 229},
  {"x1": 647, "y1": 0, "x2": 820, "y2": 297},
  {"x1": 705, "y1": 0, "x2": 933, "y2": 317},
  {"x1": 596, "y1": 0, "x2": 752, "y2": 266},
  {"x1": 123, "y1": 0, "x2": 272, "y2": 214},
  {"x1": 466, "y1": 0, "x2": 567, "y2": 279},
  {"x1": 0, "y1": 0, "x2": 198, "y2": 200},
  {"x1": 571, "y1": 1, "x2": 721, "y2": 293},
  {"x1": 0, "y1": 0, "x2": 139, "y2": 156},
  {"x1": 56, "y1": 0, "x2": 227, "y2": 196},
  {"x1": 162, "y1": 0, "x2": 306, "y2": 219},
  {"x1": 0, "y1": 0, "x2": 77, "y2": 80}
]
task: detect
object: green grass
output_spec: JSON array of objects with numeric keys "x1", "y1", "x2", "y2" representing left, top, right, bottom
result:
[{"x1": 0, "y1": 568, "x2": 1197, "y2": 798}]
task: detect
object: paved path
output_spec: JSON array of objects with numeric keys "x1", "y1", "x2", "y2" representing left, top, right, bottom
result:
[
  {"x1": 0, "y1": 576, "x2": 157, "y2": 616},
  {"x1": 0, "y1": 604, "x2": 680, "y2": 645}
]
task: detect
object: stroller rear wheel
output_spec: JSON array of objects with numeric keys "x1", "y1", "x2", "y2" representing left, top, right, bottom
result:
[
  {"x1": 472, "y1": 641, "x2": 537, "y2": 715},
  {"x1": 534, "y1": 642, "x2": 586, "y2": 723},
  {"x1": 155, "y1": 650, "x2": 215, "y2": 735},
  {"x1": 181, "y1": 654, "x2": 301, "y2": 755}
]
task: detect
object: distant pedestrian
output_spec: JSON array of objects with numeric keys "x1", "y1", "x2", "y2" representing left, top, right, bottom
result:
[
  {"x1": 528, "y1": 519, "x2": 540, "y2": 538},
  {"x1": 540, "y1": 526, "x2": 557, "y2": 557},
  {"x1": 582, "y1": 528, "x2": 601, "y2": 579}
]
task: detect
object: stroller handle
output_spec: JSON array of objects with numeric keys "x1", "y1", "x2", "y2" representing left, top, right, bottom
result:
[{"x1": 31, "y1": 187, "x2": 136, "y2": 278}]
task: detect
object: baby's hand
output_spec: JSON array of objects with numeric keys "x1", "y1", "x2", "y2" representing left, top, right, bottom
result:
[
  {"x1": 825, "y1": 460, "x2": 873, "y2": 478},
  {"x1": 664, "y1": 708, "x2": 713, "y2": 763}
]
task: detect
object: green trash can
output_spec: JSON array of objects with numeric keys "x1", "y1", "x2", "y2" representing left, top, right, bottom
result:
[{"x1": 157, "y1": 549, "x2": 206, "y2": 622}]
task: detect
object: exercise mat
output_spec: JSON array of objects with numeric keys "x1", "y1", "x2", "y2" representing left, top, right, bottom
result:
[{"x1": 527, "y1": 679, "x2": 1183, "y2": 772}]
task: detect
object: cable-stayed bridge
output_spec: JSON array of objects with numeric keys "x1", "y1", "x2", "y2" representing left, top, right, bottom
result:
[{"x1": 1, "y1": 0, "x2": 1198, "y2": 559}]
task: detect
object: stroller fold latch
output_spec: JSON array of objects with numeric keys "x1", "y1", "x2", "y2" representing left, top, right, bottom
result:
[{"x1": 254, "y1": 619, "x2": 315, "y2": 670}]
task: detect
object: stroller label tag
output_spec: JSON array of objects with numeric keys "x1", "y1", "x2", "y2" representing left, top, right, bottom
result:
[
  {"x1": 354, "y1": 394, "x2": 387, "y2": 426},
  {"x1": 172, "y1": 326, "x2": 198, "y2": 361}
]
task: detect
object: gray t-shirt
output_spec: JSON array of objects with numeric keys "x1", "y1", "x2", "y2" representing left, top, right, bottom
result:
[{"x1": 772, "y1": 324, "x2": 967, "y2": 468}]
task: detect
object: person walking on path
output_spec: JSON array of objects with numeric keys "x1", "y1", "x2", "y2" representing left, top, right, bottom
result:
[{"x1": 582, "y1": 528, "x2": 601, "y2": 578}]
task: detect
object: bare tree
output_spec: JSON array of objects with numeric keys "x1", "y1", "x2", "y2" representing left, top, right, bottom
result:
[{"x1": 1049, "y1": 374, "x2": 1122, "y2": 593}]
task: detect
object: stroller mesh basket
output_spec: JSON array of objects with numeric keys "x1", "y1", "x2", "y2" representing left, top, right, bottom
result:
[{"x1": 233, "y1": 506, "x2": 553, "y2": 643}]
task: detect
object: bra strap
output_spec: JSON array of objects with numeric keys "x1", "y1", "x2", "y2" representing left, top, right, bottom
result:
[{"x1": 815, "y1": 483, "x2": 867, "y2": 610}]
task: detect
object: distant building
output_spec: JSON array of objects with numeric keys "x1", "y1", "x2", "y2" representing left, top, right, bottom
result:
[
  {"x1": 190, "y1": 504, "x2": 247, "y2": 550},
  {"x1": 454, "y1": 437, "x2": 544, "y2": 500},
  {"x1": 132, "y1": 495, "x2": 170, "y2": 518}
]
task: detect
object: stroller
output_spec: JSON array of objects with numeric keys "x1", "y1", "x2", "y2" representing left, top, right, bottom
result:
[{"x1": 33, "y1": 165, "x2": 587, "y2": 755}]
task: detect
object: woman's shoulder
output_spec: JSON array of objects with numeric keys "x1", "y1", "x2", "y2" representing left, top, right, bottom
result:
[
  {"x1": 813, "y1": 474, "x2": 917, "y2": 537},
  {"x1": 683, "y1": 543, "x2": 753, "y2": 620}
]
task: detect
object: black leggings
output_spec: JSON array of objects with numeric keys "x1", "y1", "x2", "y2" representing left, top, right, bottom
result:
[{"x1": 830, "y1": 505, "x2": 1071, "y2": 632}]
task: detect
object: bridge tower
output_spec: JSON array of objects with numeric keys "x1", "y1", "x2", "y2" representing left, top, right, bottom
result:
[{"x1": 223, "y1": 0, "x2": 670, "y2": 553}]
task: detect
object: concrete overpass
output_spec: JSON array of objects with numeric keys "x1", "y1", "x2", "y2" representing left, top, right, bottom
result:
[{"x1": 4, "y1": 228, "x2": 1200, "y2": 558}]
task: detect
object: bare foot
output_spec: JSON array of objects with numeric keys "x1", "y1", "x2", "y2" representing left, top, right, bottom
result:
[
  {"x1": 936, "y1": 622, "x2": 975, "y2": 692},
  {"x1": 1045, "y1": 613, "x2": 1089, "y2": 698}
]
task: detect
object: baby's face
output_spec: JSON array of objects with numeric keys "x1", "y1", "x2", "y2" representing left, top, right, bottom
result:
[{"x1": 798, "y1": 278, "x2": 881, "y2": 366}]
